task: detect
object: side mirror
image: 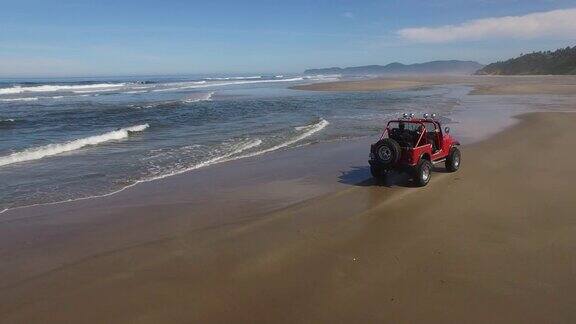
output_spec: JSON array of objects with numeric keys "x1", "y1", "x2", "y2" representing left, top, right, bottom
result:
[{"x1": 444, "y1": 127, "x2": 450, "y2": 134}]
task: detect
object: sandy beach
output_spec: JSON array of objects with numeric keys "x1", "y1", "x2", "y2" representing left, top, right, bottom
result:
[
  {"x1": 0, "y1": 77, "x2": 576, "y2": 323},
  {"x1": 2, "y1": 77, "x2": 576, "y2": 322},
  {"x1": 296, "y1": 75, "x2": 576, "y2": 95}
]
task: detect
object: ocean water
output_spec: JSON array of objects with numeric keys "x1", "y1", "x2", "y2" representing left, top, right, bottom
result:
[{"x1": 3, "y1": 74, "x2": 565, "y2": 212}]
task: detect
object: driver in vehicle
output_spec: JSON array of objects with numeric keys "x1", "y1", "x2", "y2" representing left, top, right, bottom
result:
[{"x1": 395, "y1": 122, "x2": 414, "y2": 147}]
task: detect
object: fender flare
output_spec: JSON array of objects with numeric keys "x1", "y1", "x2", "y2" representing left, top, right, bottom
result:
[{"x1": 450, "y1": 141, "x2": 461, "y2": 149}]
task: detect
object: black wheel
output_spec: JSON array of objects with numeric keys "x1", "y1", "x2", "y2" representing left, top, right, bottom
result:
[
  {"x1": 445, "y1": 147, "x2": 461, "y2": 172},
  {"x1": 370, "y1": 165, "x2": 387, "y2": 181},
  {"x1": 413, "y1": 159, "x2": 433, "y2": 187},
  {"x1": 371, "y1": 138, "x2": 401, "y2": 167}
]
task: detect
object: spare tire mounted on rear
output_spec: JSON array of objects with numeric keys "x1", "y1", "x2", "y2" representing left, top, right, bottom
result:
[{"x1": 372, "y1": 138, "x2": 401, "y2": 166}]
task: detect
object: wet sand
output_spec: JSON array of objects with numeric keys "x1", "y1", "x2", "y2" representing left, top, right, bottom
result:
[
  {"x1": 296, "y1": 75, "x2": 576, "y2": 95},
  {"x1": 2, "y1": 111, "x2": 576, "y2": 323},
  {"x1": 470, "y1": 80, "x2": 576, "y2": 95},
  {"x1": 292, "y1": 79, "x2": 428, "y2": 91}
]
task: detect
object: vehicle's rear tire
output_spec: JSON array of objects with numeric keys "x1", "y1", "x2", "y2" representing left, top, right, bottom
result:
[
  {"x1": 371, "y1": 138, "x2": 401, "y2": 166},
  {"x1": 445, "y1": 147, "x2": 461, "y2": 172},
  {"x1": 414, "y1": 159, "x2": 433, "y2": 187}
]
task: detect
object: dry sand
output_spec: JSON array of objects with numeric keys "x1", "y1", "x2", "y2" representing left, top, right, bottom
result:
[
  {"x1": 1, "y1": 112, "x2": 576, "y2": 323},
  {"x1": 295, "y1": 75, "x2": 576, "y2": 95}
]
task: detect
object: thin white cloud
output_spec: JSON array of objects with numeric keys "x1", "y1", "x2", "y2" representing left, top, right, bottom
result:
[
  {"x1": 398, "y1": 8, "x2": 576, "y2": 43},
  {"x1": 342, "y1": 12, "x2": 355, "y2": 19}
]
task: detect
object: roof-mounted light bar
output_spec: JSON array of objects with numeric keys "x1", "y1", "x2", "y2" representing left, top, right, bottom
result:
[{"x1": 422, "y1": 113, "x2": 438, "y2": 120}]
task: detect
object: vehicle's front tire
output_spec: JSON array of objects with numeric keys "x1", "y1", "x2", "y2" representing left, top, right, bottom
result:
[
  {"x1": 414, "y1": 159, "x2": 433, "y2": 187},
  {"x1": 445, "y1": 147, "x2": 461, "y2": 172}
]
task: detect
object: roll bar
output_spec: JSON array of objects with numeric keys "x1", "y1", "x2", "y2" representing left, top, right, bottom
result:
[{"x1": 381, "y1": 119, "x2": 440, "y2": 147}]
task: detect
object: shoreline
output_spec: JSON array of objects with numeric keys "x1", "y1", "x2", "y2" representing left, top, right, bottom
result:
[
  {"x1": 0, "y1": 118, "x2": 331, "y2": 216},
  {"x1": 4, "y1": 75, "x2": 576, "y2": 215},
  {"x1": 3, "y1": 111, "x2": 576, "y2": 322}
]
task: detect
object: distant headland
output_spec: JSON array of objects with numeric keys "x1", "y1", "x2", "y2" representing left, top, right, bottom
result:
[
  {"x1": 304, "y1": 60, "x2": 484, "y2": 76},
  {"x1": 476, "y1": 46, "x2": 576, "y2": 75}
]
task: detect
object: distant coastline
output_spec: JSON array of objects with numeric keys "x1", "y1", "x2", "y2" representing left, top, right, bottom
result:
[{"x1": 304, "y1": 60, "x2": 484, "y2": 76}]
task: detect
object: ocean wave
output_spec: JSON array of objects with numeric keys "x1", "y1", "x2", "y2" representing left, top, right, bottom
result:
[
  {"x1": 0, "y1": 118, "x2": 329, "y2": 214},
  {"x1": 153, "y1": 77, "x2": 305, "y2": 93},
  {"x1": 145, "y1": 118, "x2": 328, "y2": 181},
  {"x1": 0, "y1": 83, "x2": 128, "y2": 95},
  {"x1": 146, "y1": 138, "x2": 263, "y2": 181},
  {"x1": 130, "y1": 92, "x2": 214, "y2": 109},
  {"x1": 0, "y1": 118, "x2": 17, "y2": 128},
  {"x1": 0, "y1": 124, "x2": 149, "y2": 167},
  {"x1": 205, "y1": 76, "x2": 262, "y2": 81},
  {"x1": 183, "y1": 91, "x2": 215, "y2": 103},
  {"x1": 0, "y1": 97, "x2": 39, "y2": 102},
  {"x1": 238, "y1": 118, "x2": 329, "y2": 159},
  {"x1": 0, "y1": 137, "x2": 262, "y2": 214}
]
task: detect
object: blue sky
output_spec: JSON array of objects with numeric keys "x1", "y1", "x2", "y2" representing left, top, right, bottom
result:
[{"x1": 1, "y1": 0, "x2": 575, "y2": 76}]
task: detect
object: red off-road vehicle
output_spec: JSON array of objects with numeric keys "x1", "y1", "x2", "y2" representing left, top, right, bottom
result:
[{"x1": 369, "y1": 113, "x2": 461, "y2": 186}]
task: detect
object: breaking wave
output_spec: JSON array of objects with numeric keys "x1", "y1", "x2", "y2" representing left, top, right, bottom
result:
[
  {"x1": 205, "y1": 76, "x2": 262, "y2": 81},
  {"x1": 183, "y1": 91, "x2": 215, "y2": 103},
  {"x1": 0, "y1": 97, "x2": 39, "y2": 102},
  {"x1": 0, "y1": 83, "x2": 127, "y2": 95},
  {"x1": 145, "y1": 138, "x2": 263, "y2": 181},
  {"x1": 238, "y1": 118, "x2": 329, "y2": 159},
  {"x1": 0, "y1": 124, "x2": 149, "y2": 167},
  {"x1": 130, "y1": 92, "x2": 215, "y2": 109},
  {"x1": 144, "y1": 118, "x2": 328, "y2": 182},
  {"x1": 153, "y1": 77, "x2": 305, "y2": 93},
  {"x1": 0, "y1": 118, "x2": 330, "y2": 213}
]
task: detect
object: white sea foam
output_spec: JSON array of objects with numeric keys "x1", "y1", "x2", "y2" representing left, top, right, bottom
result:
[
  {"x1": 144, "y1": 118, "x2": 328, "y2": 181},
  {"x1": 146, "y1": 138, "x2": 263, "y2": 181},
  {"x1": 0, "y1": 97, "x2": 39, "y2": 102},
  {"x1": 0, "y1": 118, "x2": 15, "y2": 122},
  {"x1": 0, "y1": 124, "x2": 149, "y2": 167},
  {"x1": 205, "y1": 76, "x2": 262, "y2": 80},
  {"x1": 153, "y1": 77, "x2": 305, "y2": 92},
  {"x1": 238, "y1": 118, "x2": 329, "y2": 159},
  {"x1": 183, "y1": 91, "x2": 215, "y2": 103},
  {"x1": 0, "y1": 83, "x2": 127, "y2": 95}
]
